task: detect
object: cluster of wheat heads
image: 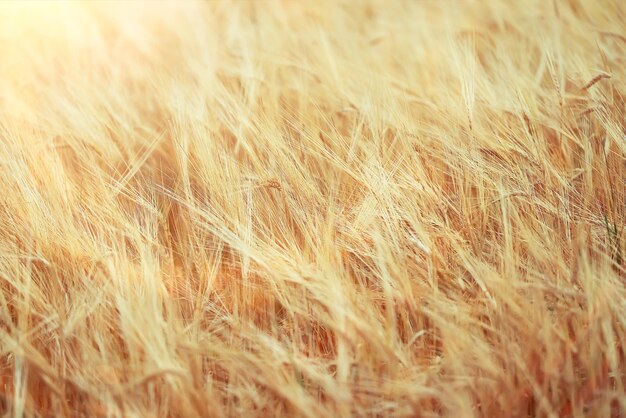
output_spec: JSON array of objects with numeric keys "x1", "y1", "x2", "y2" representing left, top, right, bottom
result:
[{"x1": 0, "y1": 1, "x2": 625, "y2": 417}]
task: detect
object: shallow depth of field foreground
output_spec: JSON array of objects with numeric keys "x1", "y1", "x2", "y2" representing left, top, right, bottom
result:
[{"x1": 0, "y1": 1, "x2": 625, "y2": 417}]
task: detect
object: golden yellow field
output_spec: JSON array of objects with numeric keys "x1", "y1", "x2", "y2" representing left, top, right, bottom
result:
[{"x1": 0, "y1": 1, "x2": 625, "y2": 416}]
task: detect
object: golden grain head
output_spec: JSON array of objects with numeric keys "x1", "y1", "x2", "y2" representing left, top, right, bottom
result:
[{"x1": 0, "y1": 1, "x2": 625, "y2": 417}]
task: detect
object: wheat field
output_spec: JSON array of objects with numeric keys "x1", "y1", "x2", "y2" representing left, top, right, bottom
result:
[{"x1": 0, "y1": 1, "x2": 625, "y2": 417}]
